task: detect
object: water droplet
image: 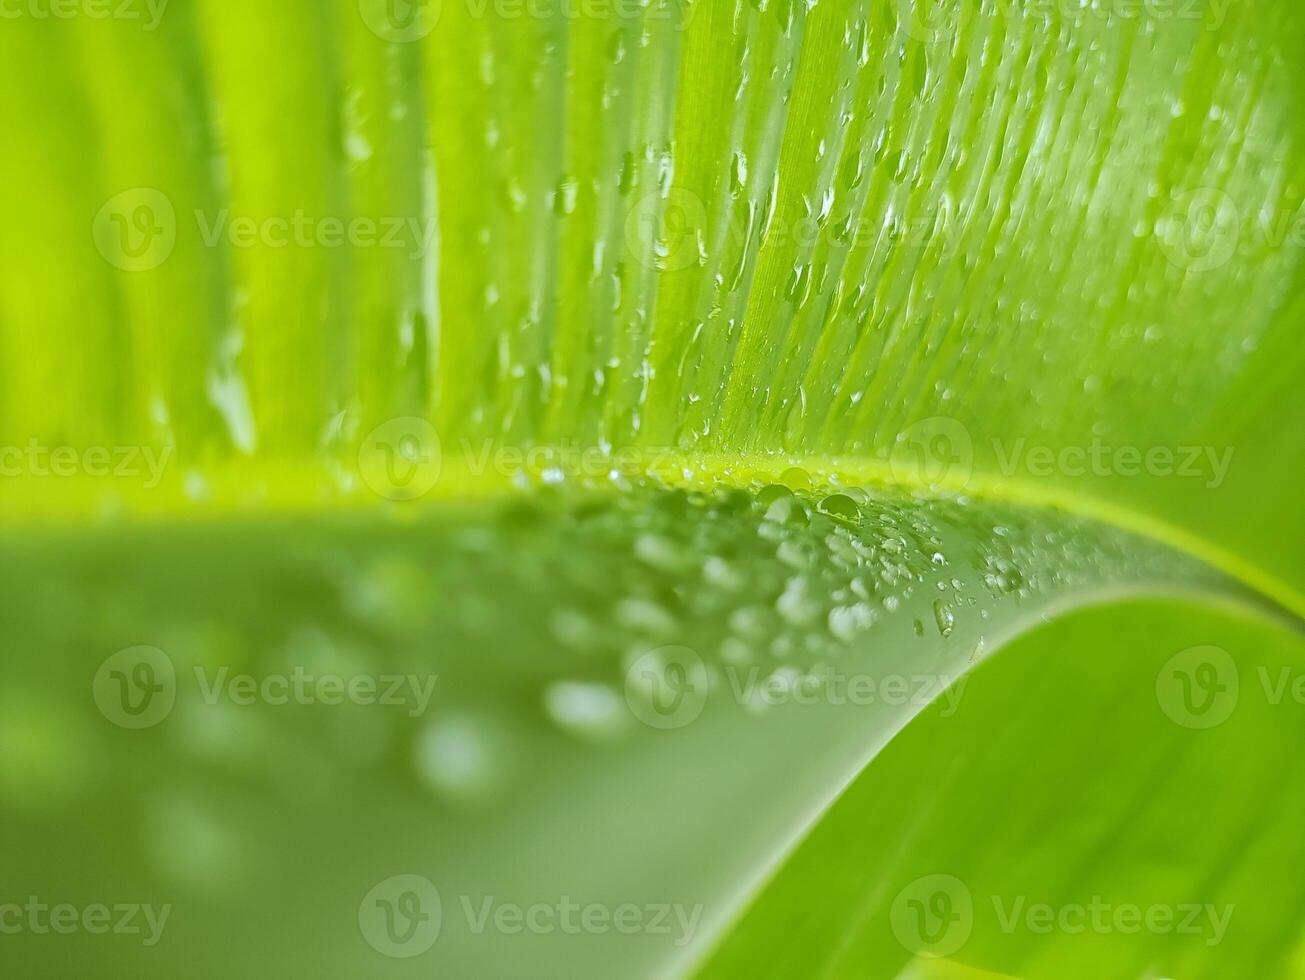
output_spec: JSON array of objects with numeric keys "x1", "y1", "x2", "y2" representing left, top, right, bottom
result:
[
  {"x1": 635, "y1": 533, "x2": 684, "y2": 573},
  {"x1": 828, "y1": 603, "x2": 875, "y2": 643},
  {"x1": 779, "y1": 466, "x2": 811, "y2": 490},
  {"x1": 933, "y1": 599, "x2": 955, "y2": 637},
  {"x1": 607, "y1": 28, "x2": 627, "y2": 63},
  {"x1": 777, "y1": 577, "x2": 821, "y2": 626},
  {"x1": 183, "y1": 471, "x2": 211, "y2": 502},
  {"x1": 777, "y1": 538, "x2": 811, "y2": 569},
  {"x1": 730, "y1": 151, "x2": 749, "y2": 195},
  {"x1": 543, "y1": 681, "x2": 627, "y2": 741},
  {"x1": 765, "y1": 495, "x2": 810, "y2": 527},
  {"x1": 144, "y1": 791, "x2": 251, "y2": 896},
  {"x1": 719, "y1": 636, "x2": 753, "y2": 664},
  {"x1": 757, "y1": 484, "x2": 793, "y2": 506},
  {"x1": 817, "y1": 493, "x2": 861, "y2": 524},
  {"x1": 554, "y1": 176, "x2": 578, "y2": 216},
  {"x1": 614, "y1": 597, "x2": 676, "y2": 636},
  {"x1": 730, "y1": 605, "x2": 775, "y2": 640},
  {"x1": 415, "y1": 714, "x2": 501, "y2": 804},
  {"x1": 703, "y1": 556, "x2": 744, "y2": 591},
  {"x1": 549, "y1": 607, "x2": 602, "y2": 652}
]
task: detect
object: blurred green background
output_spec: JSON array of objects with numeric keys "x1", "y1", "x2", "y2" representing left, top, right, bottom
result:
[{"x1": 0, "y1": 0, "x2": 1302, "y2": 976}]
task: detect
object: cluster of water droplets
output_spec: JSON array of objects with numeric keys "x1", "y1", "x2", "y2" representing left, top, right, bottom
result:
[{"x1": 0, "y1": 467, "x2": 1214, "y2": 905}]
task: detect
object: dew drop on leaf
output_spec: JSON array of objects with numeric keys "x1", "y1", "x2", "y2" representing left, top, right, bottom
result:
[
  {"x1": 543, "y1": 681, "x2": 627, "y2": 742},
  {"x1": 415, "y1": 714, "x2": 502, "y2": 804},
  {"x1": 933, "y1": 599, "x2": 956, "y2": 638},
  {"x1": 818, "y1": 493, "x2": 861, "y2": 524}
]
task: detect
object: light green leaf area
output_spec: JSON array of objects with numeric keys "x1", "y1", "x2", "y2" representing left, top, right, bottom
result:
[
  {"x1": 699, "y1": 597, "x2": 1305, "y2": 979},
  {"x1": 0, "y1": 0, "x2": 1300, "y2": 593},
  {"x1": 0, "y1": 481, "x2": 1285, "y2": 979},
  {"x1": 0, "y1": 0, "x2": 1301, "y2": 977}
]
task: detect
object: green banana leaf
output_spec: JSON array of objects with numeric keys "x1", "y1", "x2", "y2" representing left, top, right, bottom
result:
[{"x1": 0, "y1": 0, "x2": 1301, "y2": 977}]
